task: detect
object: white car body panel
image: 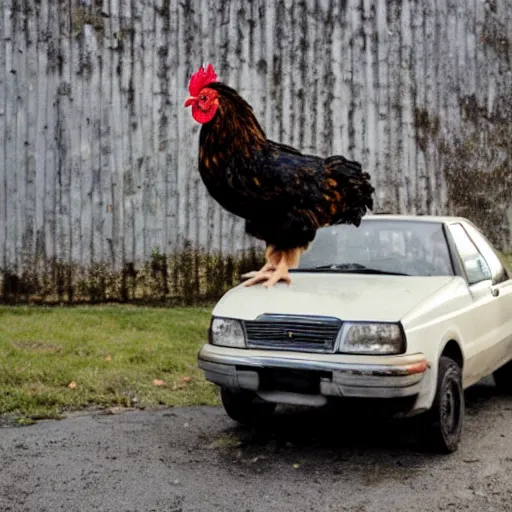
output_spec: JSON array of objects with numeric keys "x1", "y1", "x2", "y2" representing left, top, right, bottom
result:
[{"x1": 213, "y1": 274, "x2": 457, "y2": 322}]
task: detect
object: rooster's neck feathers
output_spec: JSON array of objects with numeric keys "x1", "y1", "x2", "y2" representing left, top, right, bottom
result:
[{"x1": 199, "y1": 82, "x2": 266, "y2": 153}]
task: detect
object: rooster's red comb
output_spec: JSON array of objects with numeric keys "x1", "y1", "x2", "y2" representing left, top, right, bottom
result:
[{"x1": 188, "y1": 64, "x2": 218, "y2": 96}]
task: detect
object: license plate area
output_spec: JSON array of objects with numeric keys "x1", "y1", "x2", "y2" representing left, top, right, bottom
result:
[{"x1": 258, "y1": 369, "x2": 328, "y2": 394}]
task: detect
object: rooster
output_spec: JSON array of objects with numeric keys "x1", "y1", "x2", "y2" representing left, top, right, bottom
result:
[{"x1": 185, "y1": 64, "x2": 374, "y2": 287}]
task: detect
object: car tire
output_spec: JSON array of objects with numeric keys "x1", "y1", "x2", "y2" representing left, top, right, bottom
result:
[
  {"x1": 220, "y1": 387, "x2": 276, "y2": 425},
  {"x1": 494, "y1": 361, "x2": 512, "y2": 393},
  {"x1": 421, "y1": 356, "x2": 464, "y2": 453}
]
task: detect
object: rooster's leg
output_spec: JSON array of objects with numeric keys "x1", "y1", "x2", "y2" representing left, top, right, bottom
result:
[
  {"x1": 242, "y1": 247, "x2": 303, "y2": 288},
  {"x1": 261, "y1": 247, "x2": 302, "y2": 288},
  {"x1": 241, "y1": 246, "x2": 279, "y2": 284}
]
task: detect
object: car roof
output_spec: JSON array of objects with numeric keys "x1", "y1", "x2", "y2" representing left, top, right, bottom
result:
[{"x1": 361, "y1": 214, "x2": 468, "y2": 225}]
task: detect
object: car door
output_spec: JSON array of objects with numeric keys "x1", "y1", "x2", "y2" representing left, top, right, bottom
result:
[
  {"x1": 463, "y1": 222, "x2": 512, "y2": 371},
  {"x1": 448, "y1": 223, "x2": 503, "y2": 382}
]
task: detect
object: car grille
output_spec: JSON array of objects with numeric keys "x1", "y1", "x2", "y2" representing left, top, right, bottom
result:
[{"x1": 244, "y1": 315, "x2": 342, "y2": 353}]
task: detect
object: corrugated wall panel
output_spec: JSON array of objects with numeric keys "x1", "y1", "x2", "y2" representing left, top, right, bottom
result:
[{"x1": 0, "y1": 0, "x2": 511, "y2": 303}]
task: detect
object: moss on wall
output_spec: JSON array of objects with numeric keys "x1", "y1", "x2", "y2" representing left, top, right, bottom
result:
[{"x1": 0, "y1": 249, "x2": 264, "y2": 306}]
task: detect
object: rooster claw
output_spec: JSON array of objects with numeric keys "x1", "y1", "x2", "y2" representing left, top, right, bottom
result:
[
  {"x1": 241, "y1": 246, "x2": 300, "y2": 287},
  {"x1": 241, "y1": 268, "x2": 291, "y2": 288},
  {"x1": 262, "y1": 268, "x2": 292, "y2": 288},
  {"x1": 241, "y1": 271, "x2": 259, "y2": 279},
  {"x1": 241, "y1": 270, "x2": 275, "y2": 287},
  {"x1": 241, "y1": 262, "x2": 276, "y2": 283}
]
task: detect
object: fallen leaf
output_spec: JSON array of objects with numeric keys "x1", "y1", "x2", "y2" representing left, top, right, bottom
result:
[
  {"x1": 292, "y1": 463, "x2": 300, "y2": 469},
  {"x1": 182, "y1": 376, "x2": 192, "y2": 383},
  {"x1": 152, "y1": 379, "x2": 165, "y2": 387},
  {"x1": 104, "y1": 355, "x2": 112, "y2": 362},
  {"x1": 68, "y1": 381, "x2": 77, "y2": 389}
]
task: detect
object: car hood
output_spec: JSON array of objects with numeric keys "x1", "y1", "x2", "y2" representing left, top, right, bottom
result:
[{"x1": 212, "y1": 273, "x2": 458, "y2": 322}]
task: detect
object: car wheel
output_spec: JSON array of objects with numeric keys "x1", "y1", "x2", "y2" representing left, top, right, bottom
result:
[
  {"x1": 494, "y1": 361, "x2": 512, "y2": 393},
  {"x1": 220, "y1": 387, "x2": 276, "y2": 425},
  {"x1": 421, "y1": 356, "x2": 464, "y2": 453}
]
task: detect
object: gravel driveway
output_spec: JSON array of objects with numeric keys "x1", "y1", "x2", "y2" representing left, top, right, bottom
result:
[{"x1": 1, "y1": 378, "x2": 511, "y2": 512}]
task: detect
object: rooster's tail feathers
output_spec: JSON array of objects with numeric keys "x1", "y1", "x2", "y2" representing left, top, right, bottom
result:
[{"x1": 323, "y1": 155, "x2": 374, "y2": 227}]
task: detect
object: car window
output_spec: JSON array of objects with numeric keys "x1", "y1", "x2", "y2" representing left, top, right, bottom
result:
[
  {"x1": 299, "y1": 220, "x2": 454, "y2": 277},
  {"x1": 449, "y1": 224, "x2": 492, "y2": 284}
]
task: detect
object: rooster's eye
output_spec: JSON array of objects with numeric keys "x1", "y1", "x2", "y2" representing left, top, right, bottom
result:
[{"x1": 199, "y1": 95, "x2": 207, "y2": 102}]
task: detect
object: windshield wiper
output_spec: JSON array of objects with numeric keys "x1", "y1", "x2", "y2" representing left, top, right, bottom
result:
[
  {"x1": 293, "y1": 263, "x2": 409, "y2": 276},
  {"x1": 311, "y1": 263, "x2": 367, "y2": 270}
]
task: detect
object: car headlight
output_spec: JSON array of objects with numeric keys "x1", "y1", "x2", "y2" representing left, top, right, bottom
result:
[
  {"x1": 337, "y1": 322, "x2": 405, "y2": 355},
  {"x1": 210, "y1": 318, "x2": 246, "y2": 348}
]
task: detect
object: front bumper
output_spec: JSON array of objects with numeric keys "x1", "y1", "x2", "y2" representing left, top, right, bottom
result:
[{"x1": 198, "y1": 344, "x2": 429, "y2": 404}]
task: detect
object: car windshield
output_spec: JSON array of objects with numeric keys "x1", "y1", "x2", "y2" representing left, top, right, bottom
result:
[{"x1": 296, "y1": 219, "x2": 454, "y2": 277}]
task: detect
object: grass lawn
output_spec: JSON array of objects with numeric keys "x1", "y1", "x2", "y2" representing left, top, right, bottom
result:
[{"x1": 0, "y1": 305, "x2": 219, "y2": 423}]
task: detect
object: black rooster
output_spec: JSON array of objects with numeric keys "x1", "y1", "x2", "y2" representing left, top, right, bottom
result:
[{"x1": 185, "y1": 64, "x2": 374, "y2": 287}]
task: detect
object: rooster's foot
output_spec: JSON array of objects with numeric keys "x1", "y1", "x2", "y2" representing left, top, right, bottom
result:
[
  {"x1": 241, "y1": 247, "x2": 301, "y2": 288},
  {"x1": 241, "y1": 266, "x2": 292, "y2": 287}
]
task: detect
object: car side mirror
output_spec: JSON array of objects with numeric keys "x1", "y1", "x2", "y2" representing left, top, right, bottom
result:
[
  {"x1": 491, "y1": 268, "x2": 506, "y2": 286},
  {"x1": 486, "y1": 258, "x2": 508, "y2": 286},
  {"x1": 464, "y1": 256, "x2": 492, "y2": 283}
]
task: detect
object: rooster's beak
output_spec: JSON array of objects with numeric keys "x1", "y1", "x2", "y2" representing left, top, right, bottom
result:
[{"x1": 184, "y1": 97, "x2": 195, "y2": 107}]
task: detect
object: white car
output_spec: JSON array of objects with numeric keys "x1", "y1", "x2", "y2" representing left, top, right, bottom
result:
[{"x1": 197, "y1": 215, "x2": 512, "y2": 452}]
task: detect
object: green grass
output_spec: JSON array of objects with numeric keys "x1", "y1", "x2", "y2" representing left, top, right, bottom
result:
[{"x1": 0, "y1": 305, "x2": 219, "y2": 422}]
